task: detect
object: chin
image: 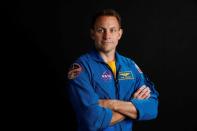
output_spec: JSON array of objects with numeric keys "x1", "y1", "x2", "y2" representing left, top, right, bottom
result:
[
  {"x1": 96, "y1": 45, "x2": 115, "y2": 53},
  {"x1": 101, "y1": 48, "x2": 115, "y2": 53}
]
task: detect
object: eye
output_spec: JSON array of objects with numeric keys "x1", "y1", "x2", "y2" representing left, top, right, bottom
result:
[
  {"x1": 110, "y1": 28, "x2": 118, "y2": 33},
  {"x1": 95, "y1": 28, "x2": 104, "y2": 33}
]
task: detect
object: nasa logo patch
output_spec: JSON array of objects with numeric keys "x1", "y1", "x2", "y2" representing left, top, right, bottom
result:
[{"x1": 101, "y1": 71, "x2": 112, "y2": 80}]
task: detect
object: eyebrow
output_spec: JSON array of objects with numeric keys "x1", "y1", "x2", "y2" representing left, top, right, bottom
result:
[{"x1": 95, "y1": 26, "x2": 119, "y2": 29}]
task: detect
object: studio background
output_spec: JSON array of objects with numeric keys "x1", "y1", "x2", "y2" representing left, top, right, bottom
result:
[{"x1": 3, "y1": 0, "x2": 197, "y2": 130}]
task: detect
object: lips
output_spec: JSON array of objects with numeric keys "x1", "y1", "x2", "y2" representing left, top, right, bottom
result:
[{"x1": 102, "y1": 41, "x2": 112, "y2": 43}]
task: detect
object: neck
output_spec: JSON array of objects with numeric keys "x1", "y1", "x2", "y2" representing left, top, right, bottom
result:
[{"x1": 99, "y1": 50, "x2": 115, "y2": 63}]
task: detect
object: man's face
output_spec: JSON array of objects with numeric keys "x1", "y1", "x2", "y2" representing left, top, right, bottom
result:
[{"x1": 91, "y1": 16, "x2": 123, "y2": 54}]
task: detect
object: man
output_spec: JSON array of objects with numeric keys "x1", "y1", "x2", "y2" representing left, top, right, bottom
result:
[{"x1": 67, "y1": 9, "x2": 159, "y2": 131}]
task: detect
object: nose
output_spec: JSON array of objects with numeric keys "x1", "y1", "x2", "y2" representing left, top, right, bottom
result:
[{"x1": 103, "y1": 30, "x2": 111, "y2": 40}]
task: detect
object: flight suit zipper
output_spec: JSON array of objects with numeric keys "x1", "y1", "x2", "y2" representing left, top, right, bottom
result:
[{"x1": 104, "y1": 63, "x2": 120, "y2": 99}]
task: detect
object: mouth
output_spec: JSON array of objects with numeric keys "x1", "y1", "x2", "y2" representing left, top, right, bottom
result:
[{"x1": 102, "y1": 41, "x2": 112, "y2": 44}]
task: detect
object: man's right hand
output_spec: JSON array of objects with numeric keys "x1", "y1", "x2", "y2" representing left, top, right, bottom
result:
[{"x1": 133, "y1": 85, "x2": 151, "y2": 99}]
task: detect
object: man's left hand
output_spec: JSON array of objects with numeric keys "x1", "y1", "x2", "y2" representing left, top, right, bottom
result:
[{"x1": 133, "y1": 85, "x2": 151, "y2": 99}]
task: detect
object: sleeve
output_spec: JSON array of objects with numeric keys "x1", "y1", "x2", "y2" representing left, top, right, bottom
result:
[
  {"x1": 130, "y1": 62, "x2": 159, "y2": 120},
  {"x1": 66, "y1": 61, "x2": 112, "y2": 130}
]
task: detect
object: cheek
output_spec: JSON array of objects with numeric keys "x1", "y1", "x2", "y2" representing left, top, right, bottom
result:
[
  {"x1": 92, "y1": 34, "x2": 99, "y2": 40},
  {"x1": 91, "y1": 33, "x2": 98, "y2": 40},
  {"x1": 95, "y1": 35, "x2": 102, "y2": 41},
  {"x1": 113, "y1": 35, "x2": 120, "y2": 41},
  {"x1": 94, "y1": 37, "x2": 99, "y2": 42}
]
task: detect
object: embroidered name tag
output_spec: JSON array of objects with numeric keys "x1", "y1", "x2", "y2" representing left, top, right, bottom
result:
[{"x1": 118, "y1": 71, "x2": 134, "y2": 80}]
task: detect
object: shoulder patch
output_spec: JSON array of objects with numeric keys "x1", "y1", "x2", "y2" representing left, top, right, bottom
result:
[
  {"x1": 67, "y1": 63, "x2": 83, "y2": 79},
  {"x1": 134, "y1": 64, "x2": 143, "y2": 74}
]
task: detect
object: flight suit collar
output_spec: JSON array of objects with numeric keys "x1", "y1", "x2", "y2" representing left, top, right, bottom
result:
[{"x1": 89, "y1": 49, "x2": 122, "y2": 65}]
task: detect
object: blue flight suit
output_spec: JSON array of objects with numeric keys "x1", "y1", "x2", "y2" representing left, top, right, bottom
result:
[{"x1": 67, "y1": 50, "x2": 159, "y2": 131}]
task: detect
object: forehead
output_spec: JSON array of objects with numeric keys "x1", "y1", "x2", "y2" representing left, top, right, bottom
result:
[{"x1": 94, "y1": 16, "x2": 120, "y2": 28}]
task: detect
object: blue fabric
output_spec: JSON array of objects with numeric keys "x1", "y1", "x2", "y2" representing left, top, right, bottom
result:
[{"x1": 67, "y1": 50, "x2": 159, "y2": 131}]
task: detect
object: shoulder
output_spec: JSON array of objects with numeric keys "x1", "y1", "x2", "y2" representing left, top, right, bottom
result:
[
  {"x1": 75, "y1": 51, "x2": 93, "y2": 62},
  {"x1": 67, "y1": 53, "x2": 90, "y2": 80},
  {"x1": 67, "y1": 52, "x2": 95, "y2": 79},
  {"x1": 116, "y1": 53, "x2": 136, "y2": 66}
]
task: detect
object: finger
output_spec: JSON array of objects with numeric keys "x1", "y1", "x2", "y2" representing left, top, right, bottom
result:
[
  {"x1": 135, "y1": 86, "x2": 148, "y2": 98},
  {"x1": 147, "y1": 94, "x2": 151, "y2": 99},
  {"x1": 133, "y1": 85, "x2": 146, "y2": 98},
  {"x1": 136, "y1": 87, "x2": 150, "y2": 99},
  {"x1": 141, "y1": 88, "x2": 151, "y2": 99},
  {"x1": 140, "y1": 88, "x2": 150, "y2": 99}
]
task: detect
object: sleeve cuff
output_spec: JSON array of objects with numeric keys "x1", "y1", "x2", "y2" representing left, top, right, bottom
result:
[
  {"x1": 130, "y1": 98, "x2": 144, "y2": 120},
  {"x1": 100, "y1": 108, "x2": 113, "y2": 129},
  {"x1": 131, "y1": 98, "x2": 158, "y2": 120}
]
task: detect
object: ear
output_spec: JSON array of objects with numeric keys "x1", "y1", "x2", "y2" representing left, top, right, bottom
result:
[
  {"x1": 118, "y1": 28, "x2": 123, "y2": 40},
  {"x1": 90, "y1": 29, "x2": 95, "y2": 40}
]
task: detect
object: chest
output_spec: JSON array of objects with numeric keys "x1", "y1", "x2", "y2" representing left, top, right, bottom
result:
[{"x1": 90, "y1": 63, "x2": 137, "y2": 100}]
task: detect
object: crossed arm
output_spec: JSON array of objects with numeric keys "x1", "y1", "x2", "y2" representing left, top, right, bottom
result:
[{"x1": 99, "y1": 85, "x2": 151, "y2": 125}]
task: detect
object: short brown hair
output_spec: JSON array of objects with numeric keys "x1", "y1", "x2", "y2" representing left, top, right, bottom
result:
[{"x1": 91, "y1": 9, "x2": 122, "y2": 29}]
